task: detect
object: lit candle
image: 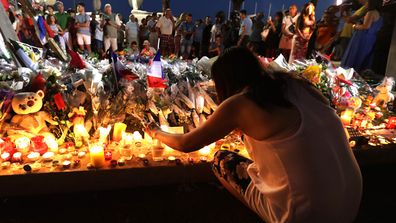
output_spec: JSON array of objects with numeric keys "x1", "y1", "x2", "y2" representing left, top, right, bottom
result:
[
  {"x1": 12, "y1": 152, "x2": 22, "y2": 162},
  {"x1": 1, "y1": 152, "x2": 11, "y2": 161},
  {"x1": 199, "y1": 146, "x2": 211, "y2": 156},
  {"x1": 89, "y1": 145, "x2": 106, "y2": 168},
  {"x1": 133, "y1": 131, "x2": 143, "y2": 141},
  {"x1": 168, "y1": 156, "x2": 176, "y2": 162},
  {"x1": 44, "y1": 136, "x2": 58, "y2": 153},
  {"x1": 15, "y1": 137, "x2": 30, "y2": 153},
  {"x1": 105, "y1": 151, "x2": 112, "y2": 160},
  {"x1": 27, "y1": 152, "x2": 40, "y2": 162},
  {"x1": 99, "y1": 125, "x2": 112, "y2": 144},
  {"x1": 113, "y1": 123, "x2": 127, "y2": 142},
  {"x1": 138, "y1": 153, "x2": 146, "y2": 159},
  {"x1": 122, "y1": 132, "x2": 134, "y2": 146},
  {"x1": 340, "y1": 108, "x2": 354, "y2": 126},
  {"x1": 133, "y1": 131, "x2": 143, "y2": 147},
  {"x1": 42, "y1": 152, "x2": 55, "y2": 161}
]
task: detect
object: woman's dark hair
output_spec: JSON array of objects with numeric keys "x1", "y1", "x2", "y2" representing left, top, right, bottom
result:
[
  {"x1": 46, "y1": 14, "x2": 57, "y2": 24},
  {"x1": 298, "y1": 3, "x2": 315, "y2": 30},
  {"x1": 367, "y1": 0, "x2": 382, "y2": 11},
  {"x1": 211, "y1": 47, "x2": 292, "y2": 110},
  {"x1": 275, "y1": 11, "x2": 284, "y2": 21}
]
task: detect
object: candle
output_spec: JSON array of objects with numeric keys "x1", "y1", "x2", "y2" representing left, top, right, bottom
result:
[
  {"x1": 12, "y1": 152, "x2": 22, "y2": 162},
  {"x1": 133, "y1": 131, "x2": 143, "y2": 141},
  {"x1": 99, "y1": 125, "x2": 112, "y2": 144},
  {"x1": 89, "y1": 145, "x2": 106, "y2": 168},
  {"x1": 78, "y1": 151, "x2": 86, "y2": 158},
  {"x1": 27, "y1": 152, "x2": 40, "y2": 162},
  {"x1": 105, "y1": 151, "x2": 112, "y2": 160},
  {"x1": 44, "y1": 136, "x2": 58, "y2": 153},
  {"x1": 113, "y1": 123, "x2": 127, "y2": 142},
  {"x1": 1, "y1": 152, "x2": 11, "y2": 161},
  {"x1": 1, "y1": 161, "x2": 10, "y2": 169},
  {"x1": 168, "y1": 156, "x2": 176, "y2": 162},
  {"x1": 144, "y1": 131, "x2": 153, "y2": 143},
  {"x1": 199, "y1": 146, "x2": 211, "y2": 156},
  {"x1": 340, "y1": 109, "x2": 354, "y2": 126},
  {"x1": 138, "y1": 154, "x2": 146, "y2": 159},
  {"x1": 31, "y1": 163, "x2": 41, "y2": 171},
  {"x1": 151, "y1": 139, "x2": 164, "y2": 161},
  {"x1": 15, "y1": 137, "x2": 30, "y2": 153},
  {"x1": 42, "y1": 151, "x2": 55, "y2": 161},
  {"x1": 122, "y1": 132, "x2": 134, "y2": 146},
  {"x1": 62, "y1": 160, "x2": 71, "y2": 169}
]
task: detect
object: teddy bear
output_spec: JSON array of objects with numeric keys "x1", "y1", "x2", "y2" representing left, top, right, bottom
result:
[
  {"x1": 372, "y1": 77, "x2": 395, "y2": 108},
  {"x1": 7, "y1": 90, "x2": 58, "y2": 139}
]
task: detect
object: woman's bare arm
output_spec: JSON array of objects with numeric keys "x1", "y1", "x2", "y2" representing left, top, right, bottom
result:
[{"x1": 150, "y1": 96, "x2": 241, "y2": 153}]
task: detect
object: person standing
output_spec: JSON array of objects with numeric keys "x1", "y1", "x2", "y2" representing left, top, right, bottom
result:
[
  {"x1": 179, "y1": 13, "x2": 195, "y2": 59},
  {"x1": 193, "y1": 19, "x2": 204, "y2": 58},
  {"x1": 238, "y1": 10, "x2": 253, "y2": 47},
  {"x1": 265, "y1": 11, "x2": 284, "y2": 58},
  {"x1": 249, "y1": 12, "x2": 265, "y2": 55},
  {"x1": 156, "y1": 8, "x2": 175, "y2": 57},
  {"x1": 289, "y1": 2, "x2": 316, "y2": 63},
  {"x1": 126, "y1": 14, "x2": 139, "y2": 49},
  {"x1": 147, "y1": 13, "x2": 159, "y2": 50},
  {"x1": 279, "y1": 4, "x2": 299, "y2": 61},
  {"x1": 139, "y1": 18, "x2": 149, "y2": 50},
  {"x1": 102, "y1": 4, "x2": 120, "y2": 52},
  {"x1": 201, "y1": 16, "x2": 212, "y2": 57},
  {"x1": 75, "y1": 2, "x2": 91, "y2": 54},
  {"x1": 55, "y1": 1, "x2": 72, "y2": 50},
  {"x1": 341, "y1": 0, "x2": 383, "y2": 72}
]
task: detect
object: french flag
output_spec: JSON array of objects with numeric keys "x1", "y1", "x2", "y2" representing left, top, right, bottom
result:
[
  {"x1": 112, "y1": 52, "x2": 139, "y2": 81},
  {"x1": 147, "y1": 51, "x2": 167, "y2": 88}
]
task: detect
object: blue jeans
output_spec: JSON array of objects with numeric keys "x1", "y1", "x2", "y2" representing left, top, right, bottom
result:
[{"x1": 180, "y1": 38, "x2": 193, "y2": 58}]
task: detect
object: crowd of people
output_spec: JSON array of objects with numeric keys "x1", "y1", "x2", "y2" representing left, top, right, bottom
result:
[{"x1": 4, "y1": 0, "x2": 391, "y2": 73}]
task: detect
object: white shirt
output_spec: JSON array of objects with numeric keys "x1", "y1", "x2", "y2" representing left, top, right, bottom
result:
[
  {"x1": 156, "y1": 16, "x2": 173, "y2": 35},
  {"x1": 282, "y1": 13, "x2": 300, "y2": 36},
  {"x1": 95, "y1": 25, "x2": 103, "y2": 41},
  {"x1": 126, "y1": 20, "x2": 139, "y2": 40},
  {"x1": 243, "y1": 79, "x2": 362, "y2": 223},
  {"x1": 239, "y1": 17, "x2": 253, "y2": 36}
]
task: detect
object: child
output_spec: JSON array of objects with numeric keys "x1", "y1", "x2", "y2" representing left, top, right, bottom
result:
[{"x1": 47, "y1": 14, "x2": 66, "y2": 51}]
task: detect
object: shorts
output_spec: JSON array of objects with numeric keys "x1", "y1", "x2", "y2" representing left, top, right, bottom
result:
[
  {"x1": 77, "y1": 33, "x2": 91, "y2": 45},
  {"x1": 159, "y1": 34, "x2": 175, "y2": 54},
  {"x1": 212, "y1": 150, "x2": 253, "y2": 195}
]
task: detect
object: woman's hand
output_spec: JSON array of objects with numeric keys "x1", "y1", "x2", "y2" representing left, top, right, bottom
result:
[{"x1": 144, "y1": 122, "x2": 161, "y2": 139}]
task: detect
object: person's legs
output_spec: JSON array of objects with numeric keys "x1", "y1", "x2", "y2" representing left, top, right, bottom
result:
[
  {"x1": 83, "y1": 34, "x2": 92, "y2": 53},
  {"x1": 77, "y1": 33, "x2": 85, "y2": 52},
  {"x1": 104, "y1": 37, "x2": 111, "y2": 52},
  {"x1": 111, "y1": 38, "x2": 118, "y2": 51},
  {"x1": 212, "y1": 150, "x2": 253, "y2": 206}
]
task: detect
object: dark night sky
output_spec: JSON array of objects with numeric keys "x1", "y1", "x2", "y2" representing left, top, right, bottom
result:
[{"x1": 63, "y1": 0, "x2": 335, "y2": 21}]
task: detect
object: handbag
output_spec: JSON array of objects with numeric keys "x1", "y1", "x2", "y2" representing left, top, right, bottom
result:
[
  {"x1": 287, "y1": 16, "x2": 296, "y2": 34},
  {"x1": 261, "y1": 28, "x2": 270, "y2": 41}
]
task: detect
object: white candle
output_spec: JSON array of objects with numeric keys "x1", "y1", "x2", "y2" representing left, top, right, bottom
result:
[
  {"x1": 90, "y1": 145, "x2": 105, "y2": 168},
  {"x1": 27, "y1": 152, "x2": 40, "y2": 162},
  {"x1": 15, "y1": 137, "x2": 30, "y2": 152},
  {"x1": 99, "y1": 125, "x2": 112, "y2": 144},
  {"x1": 1, "y1": 152, "x2": 11, "y2": 161},
  {"x1": 42, "y1": 152, "x2": 55, "y2": 161},
  {"x1": 199, "y1": 146, "x2": 211, "y2": 156},
  {"x1": 133, "y1": 131, "x2": 143, "y2": 141},
  {"x1": 44, "y1": 136, "x2": 58, "y2": 153},
  {"x1": 122, "y1": 132, "x2": 134, "y2": 146}
]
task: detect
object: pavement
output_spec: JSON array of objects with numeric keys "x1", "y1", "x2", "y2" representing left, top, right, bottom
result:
[{"x1": 0, "y1": 164, "x2": 395, "y2": 223}]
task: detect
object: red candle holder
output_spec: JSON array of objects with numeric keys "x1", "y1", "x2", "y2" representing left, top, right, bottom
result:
[
  {"x1": 104, "y1": 151, "x2": 112, "y2": 161},
  {"x1": 386, "y1": 117, "x2": 396, "y2": 129}
]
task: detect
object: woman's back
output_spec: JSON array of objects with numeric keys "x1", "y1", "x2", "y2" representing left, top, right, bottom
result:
[{"x1": 242, "y1": 79, "x2": 362, "y2": 223}]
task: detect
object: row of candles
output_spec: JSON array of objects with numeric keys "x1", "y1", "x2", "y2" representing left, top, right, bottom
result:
[
  {"x1": 339, "y1": 104, "x2": 396, "y2": 129},
  {"x1": 0, "y1": 122, "x2": 215, "y2": 170}
]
